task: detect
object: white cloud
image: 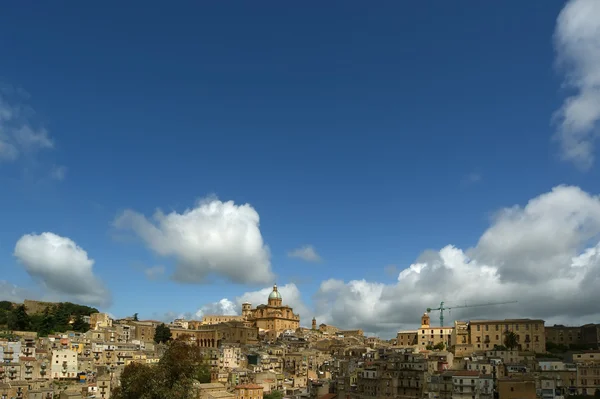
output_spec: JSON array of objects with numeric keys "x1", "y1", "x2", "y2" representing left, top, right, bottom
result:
[
  {"x1": 288, "y1": 245, "x2": 322, "y2": 263},
  {"x1": 114, "y1": 197, "x2": 274, "y2": 285},
  {"x1": 195, "y1": 283, "x2": 314, "y2": 327},
  {"x1": 0, "y1": 91, "x2": 56, "y2": 163},
  {"x1": 14, "y1": 232, "x2": 111, "y2": 307},
  {"x1": 310, "y1": 185, "x2": 600, "y2": 336},
  {"x1": 195, "y1": 298, "x2": 237, "y2": 319},
  {"x1": 144, "y1": 265, "x2": 166, "y2": 280},
  {"x1": 50, "y1": 165, "x2": 67, "y2": 181},
  {"x1": 553, "y1": 0, "x2": 600, "y2": 169}
]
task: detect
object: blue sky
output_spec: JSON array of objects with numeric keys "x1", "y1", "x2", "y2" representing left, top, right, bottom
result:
[{"x1": 2, "y1": 0, "x2": 600, "y2": 336}]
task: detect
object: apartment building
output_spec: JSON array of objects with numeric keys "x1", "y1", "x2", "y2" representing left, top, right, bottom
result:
[
  {"x1": 452, "y1": 371, "x2": 480, "y2": 399},
  {"x1": 51, "y1": 349, "x2": 78, "y2": 379},
  {"x1": 467, "y1": 318, "x2": 545, "y2": 353},
  {"x1": 396, "y1": 330, "x2": 418, "y2": 348},
  {"x1": 234, "y1": 383, "x2": 264, "y2": 399},
  {"x1": 417, "y1": 313, "x2": 453, "y2": 350}
]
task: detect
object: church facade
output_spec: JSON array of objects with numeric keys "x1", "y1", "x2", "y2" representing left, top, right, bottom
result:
[{"x1": 242, "y1": 284, "x2": 301, "y2": 338}]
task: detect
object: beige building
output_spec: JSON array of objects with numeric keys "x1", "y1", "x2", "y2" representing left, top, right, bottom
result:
[
  {"x1": 396, "y1": 330, "x2": 418, "y2": 347},
  {"x1": 203, "y1": 315, "x2": 246, "y2": 325},
  {"x1": 51, "y1": 349, "x2": 79, "y2": 379},
  {"x1": 90, "y1": 313, "x2": 113, "y2": 330},
  {"x1": 234, "y1": 383, "x2": 264, "y2": 399},
  {"x1": 242, "y1": 285, "x2": 300, "y2": 338},
  {"x1": 417, "y1": 313, "x2": 453, "y2": 350},
  {"x1": 497, "y1": 377, "x2": 536, "y2": 399},
  {"x1": 546, "y1": 324, "x2": 582, "y2": 347},
  {"x1": 468, "y1": 318, "x2": 545, "y2": 353}
]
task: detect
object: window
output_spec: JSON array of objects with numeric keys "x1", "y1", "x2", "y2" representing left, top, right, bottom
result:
[{"x1": 477, "y1": 325, "x2": 480, "y2": 331}]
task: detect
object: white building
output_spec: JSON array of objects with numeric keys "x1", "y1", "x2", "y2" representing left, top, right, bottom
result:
[
  {"x1": 51, "y1": 349, "x2": 78, "y2": 379},
  {"x1": 452, "y1": 371, "x2": 480, "y2": 399},
  {"x1": 222, "y1": 346, "x2": 243, "y2": 369}
]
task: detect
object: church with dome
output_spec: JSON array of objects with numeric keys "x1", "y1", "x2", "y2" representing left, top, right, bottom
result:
[{"x1": 241, "y1": 284, "x2": 301, "y2": 338}]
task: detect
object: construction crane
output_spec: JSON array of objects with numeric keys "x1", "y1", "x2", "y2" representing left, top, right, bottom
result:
[{"x1": 426, "y1": 300, "x2": 518, "y2": 327}]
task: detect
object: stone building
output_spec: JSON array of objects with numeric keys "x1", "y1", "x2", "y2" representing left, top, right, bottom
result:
[
  {"x1": 202, "y1": 315, "x2": 246, "y2": 325},
  {"x1": 468, "y1": 318, "x2": 545, "y2": 353},
  {"x1": 242, "y1": 284, "x2": 300, "y2": 339},
  {"x1": 417, "y1": 313, "x2": 454, "y2": 350}
]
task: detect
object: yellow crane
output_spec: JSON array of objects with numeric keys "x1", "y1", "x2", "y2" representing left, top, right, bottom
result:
[{"x1": 426, "y1": 300, "x2": 518, "y2": 327}]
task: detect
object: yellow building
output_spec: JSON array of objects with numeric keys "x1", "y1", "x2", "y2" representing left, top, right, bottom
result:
[
  {"x1": 417, "y1": 313, "x2": 453, "y2": 350},
  {"x1": 202, "y1": 315, "x2": 246, "y2": 325},
  {"x1": 234, "y1": 383, "x2": 264, "y2": 399},
  {"x1": 468, "y1": 318, "x2": 545, "y2": 353},
  {"x1": 396, "y1": 330, "x2": 418, "y2": 347},
  {"x1": 497, "y1": 377, "x2": 536, "y2": 399},
  {"x1": 242, "y1": 284, "x2": 300, "y2": 338}
]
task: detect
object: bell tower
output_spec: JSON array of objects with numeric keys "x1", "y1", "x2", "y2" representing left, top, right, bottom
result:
[
  {"x1": 421, "y1": 312, "x2": 431, "y2": 328},
  {"x1": 312, "y1": 317, "x2": 317, "y2": 330},
  {"x1": 242, "y1": 303, "x2": 252, "y2": 319}
]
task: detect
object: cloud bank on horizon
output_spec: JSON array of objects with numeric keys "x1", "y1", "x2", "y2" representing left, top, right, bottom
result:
[
  {"x1": 193, "y1": 185, "x2": 600, "y2": 335},
  {"x1": 4, "y1": 185, "x2": 600, "y2": 336}
]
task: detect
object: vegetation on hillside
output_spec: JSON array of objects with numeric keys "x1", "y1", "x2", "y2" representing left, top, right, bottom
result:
[
  {"x1": 0, "y1": 301, "x2": 97, "y2": 336},
  {"x1": 112, "y1": 337, "x2": 211, "y2": 399},
  {"x1": 154, "y1": 323, "x2": 172, "y2": 344},
  {"x1": 264, "y1": 391, "x2": 284, "y2": 399}
]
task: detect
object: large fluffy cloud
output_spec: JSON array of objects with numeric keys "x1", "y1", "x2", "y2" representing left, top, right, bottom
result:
[
  {"x1": 114, "y1": 197, "x2": 274, "y2": 285},
  {"x1": 14, "y1": 232, "x2": 111, "y2": 307},
  {"x1": 313, "y1": 185, "x2": 600, "y2": 336},
  {"x1": 553, "y1": 0, "x2": 600, "y2": 169},
  {"x1": 195, "y1": 283, "x2": 313, "y2": 327}
]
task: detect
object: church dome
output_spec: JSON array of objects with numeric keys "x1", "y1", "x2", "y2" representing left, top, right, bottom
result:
[{"x1": 268, "y1": 284, "x2": 282, "y2": 300}]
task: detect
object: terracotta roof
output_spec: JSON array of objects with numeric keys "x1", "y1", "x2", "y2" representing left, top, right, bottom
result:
[{"x1": 235, "y1": 384, "x2": 263, "y2": 389}]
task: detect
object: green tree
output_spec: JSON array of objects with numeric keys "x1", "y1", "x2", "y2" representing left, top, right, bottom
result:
[
  {"x1": 154, "y1": 323, "x2": 172, "y2": 344},
  {"x1": 264, "y1": 391, "x2": 284, "y2": 399},
  {"x1": 112, "y1": 339, "x2": 211, "y2": 399},
  {"x1": 133, "y1": 313, "x2": 139, "y2": 321},
  {"x1": 72, "y1": 314, "x2": 90, "y2": 332},
  {"x1": 504, "y1": 331, "x2": 519, "y2": 350},
  {"x1": 433, "y1": 342, "x2": 446, "y2": 351},
  {"x1": 8, "y1": 304, "x2": 31, "y2": 331}
]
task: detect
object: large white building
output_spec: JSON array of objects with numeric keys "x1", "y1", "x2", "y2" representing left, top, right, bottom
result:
[{"x1": 51, "y1": 349, "x2": 78, "y2": 379}]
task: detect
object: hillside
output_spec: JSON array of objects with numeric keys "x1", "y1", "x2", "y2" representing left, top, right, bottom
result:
[{"x1": 0, "y1": 299, "x2": 98, "y2": 336}]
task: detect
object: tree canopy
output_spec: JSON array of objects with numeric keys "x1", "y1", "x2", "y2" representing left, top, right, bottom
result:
[
  {"x1": 112, "y1": 338, "x2": 211, "y2": 399},
  {"x1": 504, "y1": 331, "x2": 519, "y2": 350},
  {"x1": 154, "y1": 323, "x2": 172, "y2": 344},
  {"x1": 264, "y1": 391, "x2": 284, "y2": 399},
  {"x1": 0, "y1": 301, "x2": 96, "y2": 336}
]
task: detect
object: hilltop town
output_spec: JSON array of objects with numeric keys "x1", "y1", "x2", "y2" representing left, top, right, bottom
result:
[{"x1": 1, "y1": 286, "x2": 599, "y2": 399}]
